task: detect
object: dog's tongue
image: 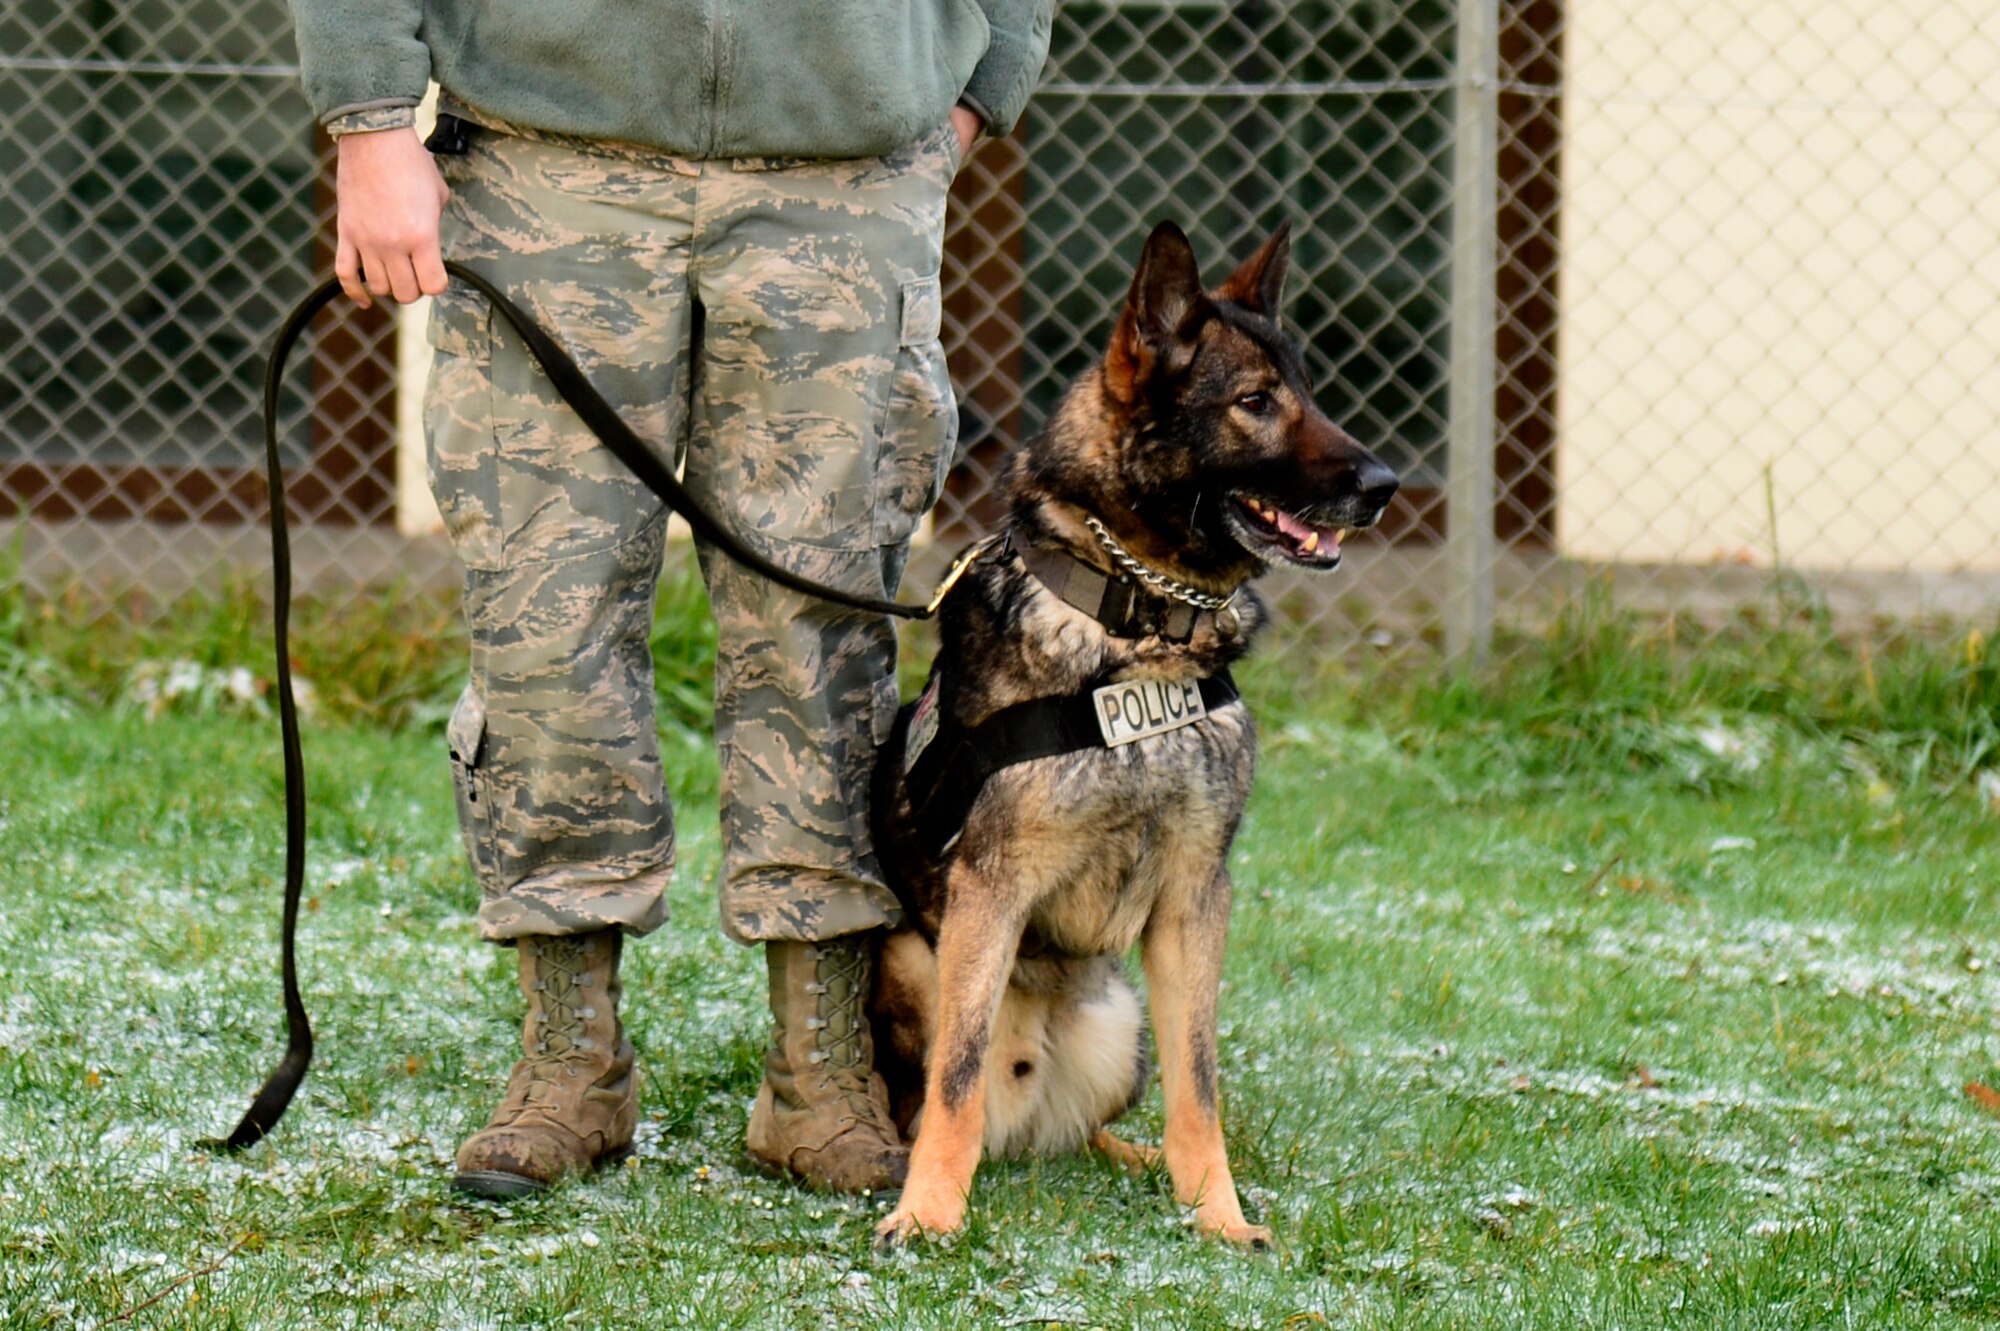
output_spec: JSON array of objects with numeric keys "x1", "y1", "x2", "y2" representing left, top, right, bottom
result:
[
  {"x1": 1271, "y1": 508, "x2": 1314, "y2": 543},
  {"x1": 1270, "y1": 506, "x2": 1338, "y2": 551}
]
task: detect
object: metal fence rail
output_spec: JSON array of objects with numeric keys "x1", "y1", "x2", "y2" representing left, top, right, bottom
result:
[{"x1": 4, "y1": 0, "x2": 1997, "y2": 645}]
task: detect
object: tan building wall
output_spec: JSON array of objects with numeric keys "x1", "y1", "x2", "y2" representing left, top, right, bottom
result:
[
  {"x1": 1558, "y1": 0, "x2": 2000, "y2": 571},
  {"x1": 397, "y1": 88, "x2": 447, "y2": 538},
  {"x1": 396, "y1": 298, "x2": 442, "y2": 537}
]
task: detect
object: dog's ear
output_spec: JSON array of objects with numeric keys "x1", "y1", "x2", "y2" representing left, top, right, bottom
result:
[
  {"x1": 1213, "y1": 221, "x2": 1291, "y2": 317},
  {"x1": 1104, "y1": 220, "x2": 1209, "y2": 406}
]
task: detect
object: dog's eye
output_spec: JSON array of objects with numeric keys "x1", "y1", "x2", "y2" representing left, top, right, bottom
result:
[{"x1": 1236, "y1": 392, "x2": 1272, "y2": 416}]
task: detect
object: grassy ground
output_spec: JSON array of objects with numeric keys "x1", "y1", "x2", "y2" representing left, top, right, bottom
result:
[{"x1": 2, "y1": 562, "x2": 1999, "y2": 1328}]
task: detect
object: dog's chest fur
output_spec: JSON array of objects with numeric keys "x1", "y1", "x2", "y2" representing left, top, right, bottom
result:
[
  {"x1": 876, "y1": 541, "x2": 1262, "y2": 961},
  {"x1": 1007, "y1": 701, "x2": 1253, "y2": 960}
]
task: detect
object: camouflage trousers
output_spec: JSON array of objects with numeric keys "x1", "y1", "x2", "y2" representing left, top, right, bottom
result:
[{"x1": 427, "y1": 118, "x2": 959, "y2": 945}]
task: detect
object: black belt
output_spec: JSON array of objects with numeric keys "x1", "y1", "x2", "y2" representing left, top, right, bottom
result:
[{"x1": 902, "y1": 671, "x2": 1239, "y2": 859}]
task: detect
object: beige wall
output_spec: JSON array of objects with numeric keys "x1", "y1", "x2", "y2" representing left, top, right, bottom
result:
[
  {"x1": 396, "y1": 88, "x2": 447, "y2": 538},
  {"x1": 395, "y1": 297, "x2": 442, "y2": 537},
  {"x1": 1558, "y1": 0, "x2": 2000, "y2": 571}
]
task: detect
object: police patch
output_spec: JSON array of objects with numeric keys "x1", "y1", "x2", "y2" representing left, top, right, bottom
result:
[{"x1": 1092, "y1": 678, "x2": 1208, "y2": 748}]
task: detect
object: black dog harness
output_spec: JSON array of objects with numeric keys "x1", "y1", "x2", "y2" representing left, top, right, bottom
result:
[
  {"x1": 899, "y1": 531, "x2": 1244, "y2": 858},
  {"x1": 901, "y1": 669, "x2": 1240, "y2": 858}
]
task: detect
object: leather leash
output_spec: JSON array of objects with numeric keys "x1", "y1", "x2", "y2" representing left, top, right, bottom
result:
[{"x1": 215, "y1": 262, "x2": 950, "y2": 1149}]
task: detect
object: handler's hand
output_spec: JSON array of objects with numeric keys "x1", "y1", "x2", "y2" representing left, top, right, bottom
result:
[
  {"x1": 334, "y1": 127, "x2": 450, "y2": 309},
  {"x1": 950, "y1": 104, "x2": 983, "y2": 163}
]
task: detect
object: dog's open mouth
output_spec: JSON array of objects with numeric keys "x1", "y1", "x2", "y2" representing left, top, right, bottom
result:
[{"x1": 1226, "y1": 494, "x2": 1347, "y2": 569}]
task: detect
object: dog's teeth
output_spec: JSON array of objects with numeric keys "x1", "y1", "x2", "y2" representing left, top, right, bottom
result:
[{"x1": 1302, "y1": 530, "x2": 1320, "y2": 554}]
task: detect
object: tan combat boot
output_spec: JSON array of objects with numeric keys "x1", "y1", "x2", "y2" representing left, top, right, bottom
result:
[
  {"x1": 453, "y1": 930, "x2": 638, "y2": 1198},
  {"x1": 745, "y1": 936, "x2": 909, "y2": 1193}
]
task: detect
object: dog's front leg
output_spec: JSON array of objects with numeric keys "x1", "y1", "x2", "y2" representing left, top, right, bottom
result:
[
  {"x1": 1142, "y1": 867, "x2": 1272, "y2": 1249},
  {"x1": 875, "y1": 871, "x2": 1023, "y2": 1248}
]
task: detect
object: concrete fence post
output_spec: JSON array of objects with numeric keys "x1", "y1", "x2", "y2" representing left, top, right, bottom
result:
[{"x1": 1446, "y1": 0, "x2": 1500, "y2": 668}]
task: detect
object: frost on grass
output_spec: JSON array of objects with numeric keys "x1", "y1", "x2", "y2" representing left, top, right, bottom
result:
[
  {"x1": 124, "y1": 659, "x2": 319, "y2": 720},
  {"x1": 1578, "y1": 914, "x2": 1998, "y2": 1023},
  {"x1": 1692, "y1": 721, "x2": 1768, "y2": 771},
  {"x1": 7, "y1": 710, "x2": 2000, "y2": 1327}
]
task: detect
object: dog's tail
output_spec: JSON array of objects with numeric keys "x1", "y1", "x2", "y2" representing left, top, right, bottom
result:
[
  {"x1": 983, "y1": 963, "x2": 1148, "y2": 1159},
  {"x1": 873, "y1": 934, "x2": 1148, "y2": 1160}
]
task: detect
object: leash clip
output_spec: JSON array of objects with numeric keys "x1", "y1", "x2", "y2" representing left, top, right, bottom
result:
[{"x1": 924, "y1": 533, "x2": 1004, "y2": 616}]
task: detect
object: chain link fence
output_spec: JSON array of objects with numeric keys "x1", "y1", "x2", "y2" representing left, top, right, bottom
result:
[{"x1": 5, "y1": 1, "x2": 1997, "y2": 650}]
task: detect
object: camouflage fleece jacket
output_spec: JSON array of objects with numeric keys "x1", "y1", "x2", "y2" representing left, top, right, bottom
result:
[{"x1": 288, "y1": 0, "x2": 1054, "y2": 156}]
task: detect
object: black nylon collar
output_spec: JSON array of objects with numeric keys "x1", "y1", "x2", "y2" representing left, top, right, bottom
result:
[{"x1": 1009, "y1": 530, "x2": 1238, "y2": 644}]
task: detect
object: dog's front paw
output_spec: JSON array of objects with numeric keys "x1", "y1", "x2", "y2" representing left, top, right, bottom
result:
[
  {"x1": 1192, "y1": 1208, "x2": 1274, "y2": 1251},
  {"x1": 1214, "y1": 1219, "x2": 1274, "y2": 1251},
  {"x1": 873, "y1": 1197, "x2": 964, "y2": 1251},
  {"x1": 872, "y1": 1209, "x2": 926, "y2": 1251}
]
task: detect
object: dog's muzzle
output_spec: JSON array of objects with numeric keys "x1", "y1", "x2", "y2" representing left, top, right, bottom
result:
[{"x1": 1225, "y1": 459, "x2": 1398, "y2": 571}]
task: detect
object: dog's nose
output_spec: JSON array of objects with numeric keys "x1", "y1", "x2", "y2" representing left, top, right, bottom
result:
[{"x1": 1354, "y1": 458, "x2": 1400, "y2": 512}]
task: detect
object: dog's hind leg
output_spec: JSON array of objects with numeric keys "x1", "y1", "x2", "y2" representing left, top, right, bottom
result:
[
  {"x1": 875, "y1": 871, "x2": 1025, "y2": 1248},
  {"x1": 1142, "y1": 865, "x2": 1272, "y2": 1249},
  {"x1": 870, "y1": 929, "x2": 940, "y2": 1138},
  {"x1": 1090, "y1": 1128, "x2": 1160, "y2": 1175}
]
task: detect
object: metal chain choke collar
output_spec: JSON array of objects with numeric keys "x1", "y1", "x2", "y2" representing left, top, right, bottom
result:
[{"x1": 1081, "y1": 513, "x2": 1239, "y2": 613}]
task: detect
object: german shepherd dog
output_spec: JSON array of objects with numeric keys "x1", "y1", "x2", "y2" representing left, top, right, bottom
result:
[{"x1": 868, "y1": 220, "x2": 1398, "y2": 1248}]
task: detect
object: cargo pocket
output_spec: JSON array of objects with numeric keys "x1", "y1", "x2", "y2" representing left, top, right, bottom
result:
[
  {"x1": 872, "y1": 274, "x2": 959, "y2": 548},
  {"x1": 447, "y1": 686, "x2": 500, "y2": 890}
]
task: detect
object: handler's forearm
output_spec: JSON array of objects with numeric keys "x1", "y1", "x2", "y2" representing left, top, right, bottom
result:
[
  {"x1": 962, "y1": 0, "x2": 1057, "y2": 137},
  {"x1": 287, "y1": 0, "x2": 430, "y2": 129}
]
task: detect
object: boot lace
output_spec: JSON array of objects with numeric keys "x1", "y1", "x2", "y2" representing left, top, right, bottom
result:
[
  {"x1": 518, "y1": 936, "x2": 598, "y2": 1112},
  {"x1": 805, "y1": 942, "x2": 898, "y2": 1136}
]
